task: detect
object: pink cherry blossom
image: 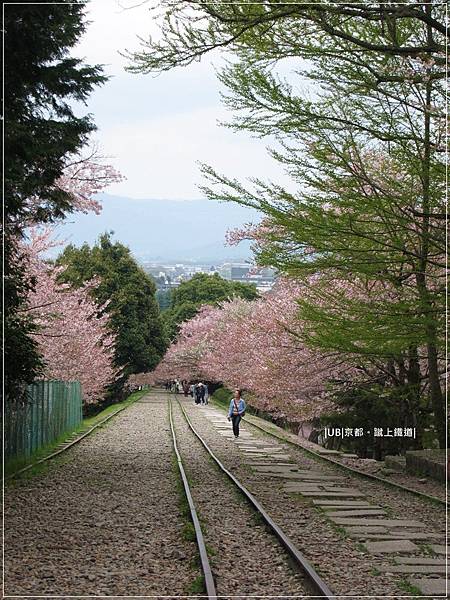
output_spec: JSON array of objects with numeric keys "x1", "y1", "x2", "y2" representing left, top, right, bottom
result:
[
  {"x1": 22, "y1": 229, "x2": 118, "y2": 405},
  {"x1": 21, "y1": 145, "x2": 124, "y2": 226},
  {"x1": 150, "y1": 280, "x2": 358, "y2": 422}
]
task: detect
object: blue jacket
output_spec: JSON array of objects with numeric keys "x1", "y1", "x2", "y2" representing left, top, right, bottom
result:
[{"x1": 228, "y1": 398, "x2": 246, "y2": 417}]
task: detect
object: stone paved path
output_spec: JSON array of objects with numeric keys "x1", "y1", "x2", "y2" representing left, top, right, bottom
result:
[{"x1": 201, "y1": 402, "x2": 448, "y2": 597}]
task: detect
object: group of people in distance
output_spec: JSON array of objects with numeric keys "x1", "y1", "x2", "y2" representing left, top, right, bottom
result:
[
  {"x1": 165, "y1": 379, "x2": 209, "y2": 404},
  {"x1": 164, "y1": 379, "x2": 246, "y2": 438},
  {"x1": 192, "y1": 381, "x2": 208, "y2": 405}
]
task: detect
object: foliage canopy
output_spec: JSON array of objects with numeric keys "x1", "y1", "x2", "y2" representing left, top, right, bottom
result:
[
  {"x1": 163, "y1": 273, "x2": 259, "y2": 339},
  {"x1": 57, "y1": 234, "x2": 167, "y2": 389}
]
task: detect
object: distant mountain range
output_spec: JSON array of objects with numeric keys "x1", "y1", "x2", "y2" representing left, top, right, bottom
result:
[{"x1": 52, "y1": 194, "x2": 261, "y2": 261}]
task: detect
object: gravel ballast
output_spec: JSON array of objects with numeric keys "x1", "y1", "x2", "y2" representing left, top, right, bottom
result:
[{"x1": 4, "y1": 393, "x2": 199, "y2": 596}]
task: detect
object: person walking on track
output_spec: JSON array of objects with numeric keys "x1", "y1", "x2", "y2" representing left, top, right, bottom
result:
[
  {"x1": 227, "y1": 389, "x2": 246, "y2": 438},
  {"x1": 198, "y1": 382, "x2": 206, "y2": 405}
]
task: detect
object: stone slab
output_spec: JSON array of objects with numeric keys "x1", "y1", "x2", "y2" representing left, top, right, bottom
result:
[
  {"x1": 430, "y1": 545, "x2": 449, "y2": 555},
  {"x1": 284, "y1": 482, "x2": 325, "y2": 488},
  {"x1": 331, "y1": 518, "x2": 424, "y2": 528},
  {"x1": 395, "y1": 557, "x2": 446, "y2": 565},
  {"x1": 247, "y1": 462, "x2": 295, "y2": 467},
  {"x1": 296, "y1": 475, "x2": 346, "y2": 481},
  {"x1": 380, "y1": 564, "x2": 446, "y2": 574},
  {"x1": 316, "y1": 449, "x2": 342, "y2": 455},
  {"x1": 409, "y1": 578, "x2": 449, "y2": 596},
  {"x1": 323, "y1": 505, "x2": 381, "y2": 512},
  {"x1": 313, "y1": 500, "x2": 375, "y2": 507},
  {"x1": 252, "y1": 465, "x2": 299, "y2": 473},
  {"x1": 268, "y1": 472, "x2": 328, "y2": 480},
  {"x1": 283, "y1": 484, "x2": 322, "y2": 492},
  {"x1": 326, "y1": 509, "x2": 387, "y2": 518},
  {"x1": 349, "y1": 532, "x2": 442, "y2": 541},
  {"x1": 300, "y1": 491, "x2": 365, "y2": 497},
  {"x1": 322, "y1": 487, "x2": 364, "y2": 494},
  {"x1": 364, "y1": 540, "x2": 420, "y2": 553},
  {"x1": 266, "y1": 469, "x2": 333, "y2": 475},
  {"x1": 263, "y1": 454, "x2": 291, "y2": 461},
  {"x1": 342, "y1": 453, "x2": 359, "y2": 458},
  {"x1": 346, "y1": 526, "x2": 388, "y2": 534},
  {"x1": 297, "y1": 479, "x2": 347, "y2": 484}
]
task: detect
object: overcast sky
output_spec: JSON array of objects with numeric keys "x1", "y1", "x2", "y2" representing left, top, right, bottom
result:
[{"x1": 73, "y1": 0, "x2": 291, "y2": 200}]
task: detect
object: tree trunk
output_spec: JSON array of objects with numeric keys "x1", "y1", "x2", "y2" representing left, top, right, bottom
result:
[{"x1": 416, "y1": 3, "x2": 445, "y2": 449}]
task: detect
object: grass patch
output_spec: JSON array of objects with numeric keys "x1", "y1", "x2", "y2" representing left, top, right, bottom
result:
[
  {"x1": 182, "y1": 522, "x2": 196, "y2": 542},
  {"x1": 210, "y1": 387, "x2": 231, "y2": 410},
  {"x1": 205, "y1": 542, "x2": 216, "y2": 556},
  {"x1": 5, "y1": 389, "x2": 147, "y2": 479},
  {"x1": 328, "y1": 522, "x2": 348, "y2": 540},
  {"x1": 421, "y1": 543, "x2": 437, "y2": 556},
  {"x1": 5, "y1": 431, "x2": 74, "y2": 478},
  {"x1": 188, "y1": 575, "x2": 205, "y2": 594},
  {"x1": 397, "y1": 579, "x2": 422, "y2": 596},
  {"x1": 356, "y1": 541, "x2": 369, "y2": 553},
  {"x1": 250, "y1": 511, "x2": 266, "y2": 526}
]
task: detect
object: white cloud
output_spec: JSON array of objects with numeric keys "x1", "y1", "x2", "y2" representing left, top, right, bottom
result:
[
  {"x1": 100, "y1": 106, "x2": 290, "y2": 199},
  {"x1": 73, "y1": 0, "x2": 294, "y2": 200}
]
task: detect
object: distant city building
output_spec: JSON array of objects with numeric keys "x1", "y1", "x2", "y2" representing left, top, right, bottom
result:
[
  {"x1": 141, "y1": 259, "x2": 276, "y2": 291},
  {"x1": 230, "y1": 265, "x2": 251, "y2": 280}
]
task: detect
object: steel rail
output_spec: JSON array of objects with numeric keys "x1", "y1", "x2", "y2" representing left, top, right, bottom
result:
[
  {"x1": 175, "y1": 395, "x2": 336, "y2": 600},
  {"x1": 168, "y1": 397, "x2": 217, "y2": 599},
  {"x1": 5, "y1": 391, "x2": 148, "y2": 481},
  {"x1": 243, "y1": 416, "x2": 447, "y2": 507}
]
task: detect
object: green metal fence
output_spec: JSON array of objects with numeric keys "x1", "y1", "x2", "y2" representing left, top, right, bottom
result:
[{"x1": 4, "y1": 380, "x2": 83, "y2": 461}]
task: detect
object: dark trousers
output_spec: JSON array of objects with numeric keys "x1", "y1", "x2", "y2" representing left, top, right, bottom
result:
[{"x1": 231, "y1": 414, "x2": 241, "y2": 437}]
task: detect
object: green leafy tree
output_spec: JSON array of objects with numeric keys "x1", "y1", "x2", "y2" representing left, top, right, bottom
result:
[
  {"x1": 164, "y1": 273, "x2": 258, "y2": 339},
  {"x1": 57, "y1": 234, "x2": 167, "y2": 391},
  {"x1": 4, "y1": 1, "x2": 106, "y2": 402},
  {"x1": 127, "y1": 2, "x2": 447, "y2": 446},
  {"x1": 155, "y1": 288, "x2": 172, "y2": 311}
]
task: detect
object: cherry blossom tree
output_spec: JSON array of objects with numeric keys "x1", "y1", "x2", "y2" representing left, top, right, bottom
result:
[
  {"x1": 17, "y1": 147, "x2": 124, "y2": 405},
  {"x1": 22, "y1": 230, "x2": 118, "y2": 405},
  {"x1": 152, "y1": 282, "x2": 356, "y2": 422},
  {"x1": 22, "y1": 145, "x2": 124, "y2": 226}
]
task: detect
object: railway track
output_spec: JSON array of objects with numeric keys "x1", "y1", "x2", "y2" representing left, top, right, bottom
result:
[
  {"x1": 169, "y1": 394, "x2": 336, "y2": 599},
  {"x1": 189, "y1": 397, "x2": 446, "y2": 598}
]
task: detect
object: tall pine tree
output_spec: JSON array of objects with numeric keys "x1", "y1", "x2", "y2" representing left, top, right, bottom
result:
[{"x1": 4, "y1": 1, "x2": 106, "y2": 402}]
